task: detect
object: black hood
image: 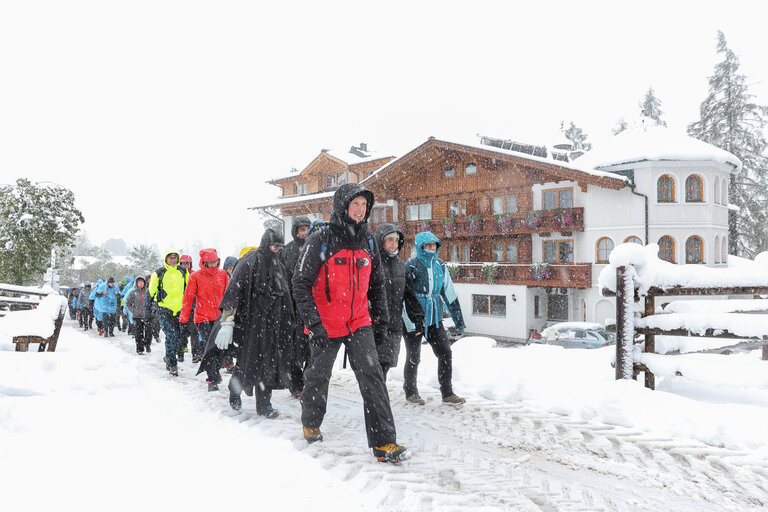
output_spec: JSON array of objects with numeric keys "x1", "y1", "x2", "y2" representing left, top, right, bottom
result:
[
  {"x1": 375, "y1": 223, "x2": 404, "y2": 255},
  {"x1": 331, "y1": 183, "x2": 374, "y2": 227},
  {"x1": 258, "y1": 229, "x2": 284, "y2": 255},
  {"x1": 291, "y1": 216, "x2": 312, "y2": 241}
]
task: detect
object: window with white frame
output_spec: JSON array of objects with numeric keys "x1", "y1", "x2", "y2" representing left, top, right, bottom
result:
[{"x1": 405, "y1": 203, "x2": 432, "y2": 221}]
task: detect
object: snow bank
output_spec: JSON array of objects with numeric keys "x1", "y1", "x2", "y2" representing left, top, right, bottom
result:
[
  {"x1": 0, "y1": 294, "x2": 67, "y2": 342},
  {"x1": 598, "y1": 243, "x2": 768, "y2": 294}
]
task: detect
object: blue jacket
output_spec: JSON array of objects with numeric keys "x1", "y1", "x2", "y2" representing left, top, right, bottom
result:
[
  {"x1": 403, "y1": 231, "x2": 465, "y2": 336},
  {"x1": 93, "y1": 281, "x2": 121, "y2": 315}
]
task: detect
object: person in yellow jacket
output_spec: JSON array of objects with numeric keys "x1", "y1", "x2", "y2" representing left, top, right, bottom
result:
[{"x1": 149, "y1": 249, "x2": 189, "y2": 376}]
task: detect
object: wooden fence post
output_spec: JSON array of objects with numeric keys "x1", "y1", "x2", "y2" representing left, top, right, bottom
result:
[
  {"x1": 644, "y1": 295, "x2": 655, "y2": 389},
  {"x1": 615, "y1": 265, "x2": 634, "y2": 380}
]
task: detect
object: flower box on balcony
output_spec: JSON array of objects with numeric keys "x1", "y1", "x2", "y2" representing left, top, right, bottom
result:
[
  {"x1": 441, "y1": 217, "x2": 457, "y2": 238},
  {"x1": 467, "y1": 215, "x2": 483, "y2": 235}
]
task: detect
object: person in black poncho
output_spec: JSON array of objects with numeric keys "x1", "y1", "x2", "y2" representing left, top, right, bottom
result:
[{"x1": 209, "y1": 228, "x2": 294, "y2": 417}]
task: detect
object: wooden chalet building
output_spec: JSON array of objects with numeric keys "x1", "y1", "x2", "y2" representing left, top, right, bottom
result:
[
  {"x1": 261, "y1": 143, "x2": 394, "y2": 221},
  {"x1": 259, "y1": 136, "x2": 630, "y2": 342}
]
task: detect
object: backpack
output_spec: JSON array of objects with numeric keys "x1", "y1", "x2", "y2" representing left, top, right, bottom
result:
[{"x1": 153, "y1": 265, "x2": 188, "y2": 304}]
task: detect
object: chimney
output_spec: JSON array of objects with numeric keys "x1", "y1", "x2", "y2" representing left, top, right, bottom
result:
[{"x1": 360, "y1": 142, "x2": 367, "y2": 152}]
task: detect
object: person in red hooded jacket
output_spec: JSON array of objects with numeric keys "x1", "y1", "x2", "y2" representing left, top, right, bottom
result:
[{"x1": 180, "y1": 248, "x2": 230, "y2": 390}]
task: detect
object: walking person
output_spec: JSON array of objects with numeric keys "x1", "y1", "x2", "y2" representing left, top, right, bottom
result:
[
  {"x1": 292, "y1": 183, "x2": 408, "y2": 463},
  {"x1": 222, "y1": 256, "x2": 238, "y2": 277},
  {"x1": 402, "y1": 231, "x2": 467, "y2": 405},
  {"x1": 176, "y1": 254, "x2": 196, "y2": 362},
  {"x1": 77, "y1": 282, "x2": 93, "y2": 330},
  {"x1": 125, "y1": 276, "x2": 152, "y2": 354},
  {"x1": 210, "y1": 230, "x2": 293, "y2": 417},
  {"x1": 281, "y1": 215, "x2": 312, "y2": 398},
  {"x1": 180, "y1": 249, "x2": 229, "y2": 391},
  {"x1": 373, "y1": 223, "x2": 425, "y2": 380},
  {"x1": 149, "y1": 250, "x2": 189, "y2": 377},
  {"x1": 93, "y1": 277, "x2": 121, "y2": 337}
]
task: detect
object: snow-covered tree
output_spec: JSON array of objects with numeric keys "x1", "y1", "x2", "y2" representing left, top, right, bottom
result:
[
  {"x1": 561, "y1": 121, "x2": 592, "y2": 151},
  {"x1": 0, "y1": 178, "x2": 85, "y2": 285},
  {"x1": 128, "y1": 244, "x2": 161, "y2": 276},
  {"x1": 639, "y1": 87, "x2": 667, "y2": 127},
  {"x1": 688, "y1": 31, "x2": 768, "y2": 257},
  {"x1": 611, "y1": 117, "x2": 629, "y2": 135}
]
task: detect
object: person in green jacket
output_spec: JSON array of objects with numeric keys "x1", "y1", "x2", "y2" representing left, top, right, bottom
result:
[{"x1": 149, "y1": 249, "x2": 189, "y2": 376}]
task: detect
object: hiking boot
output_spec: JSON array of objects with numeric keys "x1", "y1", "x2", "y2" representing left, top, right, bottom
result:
[
  {"x1": 442, "y1": 394, "x2": 466, "y2": 405},
  {"x1": 98, "y1": 330, "x2": 104, "y2": 335},
  {"x1": 169, "y1": 365, "x2": 178, "y2": 377},
  {"x1": 260, "y1": 407, "x2": 279, "y2": 419},
  {"x1": 303, "y1": 426, "x2": 323, "y2": 444},
  {"x1": 372, "y1": 443, "x2": 409, "y2": 463},
  {"x1": 146, "y1": 345, "x2": 151, "y2": 353},
  {"x1": 406, "y1": 394, "x2": 426, "y2": 405},
  {"x1": 229, "y1": 392, "x2": 242, "y2": 411},
  {"x1": 136, "y1": 351, "x2": 144, "y2": 355},
  {"x1": 207, "y1": 381, "x2": 219, "y2": 392}
]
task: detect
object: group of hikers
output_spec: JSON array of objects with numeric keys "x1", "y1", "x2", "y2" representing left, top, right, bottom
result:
[{"x1": 68, "y1": 183, "x2": 467, "y2": 463}]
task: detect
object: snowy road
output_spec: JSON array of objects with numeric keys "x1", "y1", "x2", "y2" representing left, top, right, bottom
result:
[
  {"x1": 21, "y1": 323, "x2": 768, "y2": 511},
  {"x1": 116, "y1": 328, "x2": 768, "y2": 510}
]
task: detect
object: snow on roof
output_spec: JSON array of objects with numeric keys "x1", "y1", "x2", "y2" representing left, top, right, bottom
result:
[
  {"x1": 598, "y1": 242, "x2": 768, "y2": 294},
  {"x1": 250, "y1": 190, "x2": 334, "y2": 209},
  {"x1": 362, "y1": 137, "x2": 629, "y2": 186},
  {"x1": 324, "y1": 147, "x2": 391, "y2": 166},
  {"x1": 577, "y1": 123, "x2": 742, "y2": 172}
]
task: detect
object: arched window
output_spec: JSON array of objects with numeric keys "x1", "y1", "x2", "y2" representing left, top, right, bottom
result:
[
  {"x1": 714, "y1": 178, "x2": 720, "y2": 204},
  {"x1": 714, "y1": 235, "x2": 720, "y2": 264},
  {"x1": 722, "y1": 177, "x2": 728, "y2": 204},
  {"x1": 685, "y1": 236, "x2": 704, "y2": 264},
  {"x1": 722, "y1": 237, "x2": 728, "y2": 265},
  {"x1": 657, "y1": 175, "x2": 675, "y2": 202},
  {"x1": 685, "y1": 175, "x2": 703, "y2": 202},
  {"x1": 596, "y1": 237, "x2": 614, "y2": 264},
  {"x1": 658, "y1": 236, "x2": 675, "y2": 263},
  {"x1": 624, "y1": 236, "x2": 643, "y2": 245}
]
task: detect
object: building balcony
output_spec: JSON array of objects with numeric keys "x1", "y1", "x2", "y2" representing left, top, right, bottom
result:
[
  {"x1": 449, "y1": 262, "x2": 592, "y2": 289},
  {"x1": 394, "y1": 207, "x2": 584, "y2": 239}
]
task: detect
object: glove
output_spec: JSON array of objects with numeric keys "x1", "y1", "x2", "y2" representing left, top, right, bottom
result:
[
  {"x1": 307, "y1": 323, "x2": 328, "y2": 347},
  {"x1": 414, "y1": 320, "x2": 425, "y2": 336},
  {"x1": 214, "y1": 321, "x2": 234, "y2": 350}
]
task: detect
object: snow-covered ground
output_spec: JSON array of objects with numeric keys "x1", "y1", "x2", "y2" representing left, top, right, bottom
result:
[{"x1": 2, "y1": 319, "x2": 768, "y2": 511}]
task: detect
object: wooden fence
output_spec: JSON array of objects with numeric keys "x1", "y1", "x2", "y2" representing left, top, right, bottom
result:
[{"x1": 605, "y1": 266, "x2": 768, "y2": 390}]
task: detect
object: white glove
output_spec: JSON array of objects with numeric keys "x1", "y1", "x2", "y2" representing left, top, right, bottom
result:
[{"x1": 214, "y1": 321, "x2": 234, "y2": 350}]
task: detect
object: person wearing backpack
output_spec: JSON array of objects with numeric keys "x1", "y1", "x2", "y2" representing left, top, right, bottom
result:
[
  {"x1": 292, "y1": 183, "x2": 408, "y2": 463},
  {"x1": 148, "y1": 250, "x2": 189, "y2": 376},
  {"x1": 125, "y1": 276, "x2": 152, "y2": 354},
  {"x1": 402, "y1": 231, "x2": 467, "y2": 406}
]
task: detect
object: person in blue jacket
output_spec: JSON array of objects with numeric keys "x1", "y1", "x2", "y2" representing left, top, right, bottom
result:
[
  {"x1": 402, "y1": 231, "x2": 466, "y2": 405},
  {"x1": 93, "y1": 277, "x2": 122, "y2": 337},
  {"x1": 89, "y1": 279, "x2": 105, "y2": 334}
]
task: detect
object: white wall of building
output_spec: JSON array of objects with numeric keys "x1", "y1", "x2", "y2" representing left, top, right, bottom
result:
[{"x1": 454, "y1": 283, "x2": 529, "y2": 339}]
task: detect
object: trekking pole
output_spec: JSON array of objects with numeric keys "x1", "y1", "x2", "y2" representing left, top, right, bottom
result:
[{"x1": 343, "y1": 346, "x2": 348, "y2": 369}]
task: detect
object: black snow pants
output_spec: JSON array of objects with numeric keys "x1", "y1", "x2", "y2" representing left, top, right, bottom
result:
[
  {"x1": 300, "y1": 325, "x2": 396, "y2": 448},
  {"x1": 403, "y1": 323, "x2": 454, "y2": 399}
]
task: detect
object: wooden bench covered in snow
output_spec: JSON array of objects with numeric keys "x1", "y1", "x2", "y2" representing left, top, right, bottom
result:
[{"x1": 0, "y1": 292, "x2": 68, "y2": 352}]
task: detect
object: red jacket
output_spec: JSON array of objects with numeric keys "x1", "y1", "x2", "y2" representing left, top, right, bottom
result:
[{"x1": 180, "y1": 249, "x2": 229, "y2": 324}]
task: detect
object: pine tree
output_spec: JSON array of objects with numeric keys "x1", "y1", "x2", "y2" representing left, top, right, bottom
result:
[
  {"x1": 128, "y1": 244, "x2": 161, "y2": 276},
  {"x1": 560, "y1": 121, "x2": 592, "y2": 151},
  {"x1": 639, "y1": 87, "x2": 667, "y2": 126},
  {"x1": 687, "y1": 31, "x2": 768, "y2": 257},
  {"x1": 0, "y1": 178, "x2": 85, "y2": 284},
  {"x1": 611, "y1": 117, "x2": 629, "y2": 135}
]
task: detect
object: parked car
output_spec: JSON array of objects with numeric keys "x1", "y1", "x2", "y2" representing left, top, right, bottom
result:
[{"x1": 534, "y1": 322, "x2": 615, "y2": 349}]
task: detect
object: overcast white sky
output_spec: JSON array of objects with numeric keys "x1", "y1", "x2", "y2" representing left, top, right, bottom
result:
[{"x1": 1, "y1": 1, "x2": 767, "y2": 259}]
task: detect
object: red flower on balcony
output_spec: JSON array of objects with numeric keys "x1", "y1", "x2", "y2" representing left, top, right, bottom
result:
[
  {"x1": 553, "y1": 208, "x2": 575, "y2": 230},
  {"x1": 529, "y1": 263, "x2": 554, "y2": 281},
  {"x1": 467, "y1": 215, "x2": 483, "y2": 235},
  {"x1": 495, "y1": 214, "x2": 515, "y2": 234}
]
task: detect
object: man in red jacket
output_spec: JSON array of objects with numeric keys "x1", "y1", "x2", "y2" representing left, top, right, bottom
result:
[
  {"x1": 292, "y1": 183, "x2": 407, "y2": 463},
  {"x1": 180, "y1": 248, "x2": 229, "y2": 390}
]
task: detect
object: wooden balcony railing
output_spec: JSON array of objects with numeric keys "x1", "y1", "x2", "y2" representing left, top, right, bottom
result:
[
  {"x1": 390, "y1": 207, "x2": 584, "y2": 239},
  {"x1": 449, "y1": 262, "x2": 592, "y2": 288}
]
